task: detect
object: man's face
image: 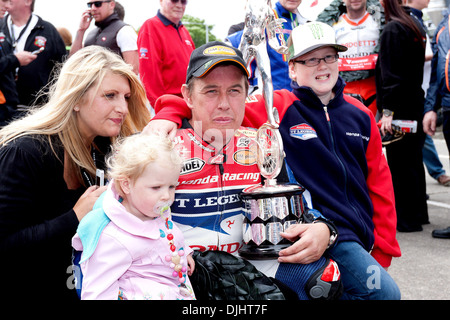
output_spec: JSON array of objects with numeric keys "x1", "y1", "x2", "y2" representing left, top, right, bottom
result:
[
  {"x1": 279, "y1": 0, "x2": 302, "y2": 12},
  {"x1": 88, "y1": 0, "x2": 115, "y2": 22},
  {"x1": 8, "y1": 0, "x2": 28, "y2": 16},
  {"x1": 182, "y1": 65, "x2": 247, "y2": 149},
  {"x1": 160, "y1": 0, "x2": 186, "y2": 25},
  {"x1": 0, "y1": 0, "x2": 11, "y2": 18},
  {"x1": 343, "y1": 0, "x2": 367, "y2": 13}
]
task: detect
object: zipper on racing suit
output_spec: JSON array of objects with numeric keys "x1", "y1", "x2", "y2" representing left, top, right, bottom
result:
[{"x1": 216, "y1": 158, "x2": 225, "y2": 248}]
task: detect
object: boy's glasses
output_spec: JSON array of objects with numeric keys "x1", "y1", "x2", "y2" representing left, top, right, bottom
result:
[
  {"x1": 170, "y1": 0, "x2": 188, "y2": 4},
  {"x1": 293, "y1": 54, "x2": 339, "y2": 67},
  {"x1": 87, "y1": 1, "x2": 112, "y2": 8}
]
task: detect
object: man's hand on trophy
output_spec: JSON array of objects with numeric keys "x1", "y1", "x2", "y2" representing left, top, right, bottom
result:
[{"x1": 277, "y1": 223, "x2": 331, "y2": 264}]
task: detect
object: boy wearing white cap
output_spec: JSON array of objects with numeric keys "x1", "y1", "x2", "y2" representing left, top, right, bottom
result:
[
  {"x1": 151, "y1": 22, "x2": 401, "y2": 300},
  {"x1": 278, "y1": 22, "x2": 401, "y2": 299}
]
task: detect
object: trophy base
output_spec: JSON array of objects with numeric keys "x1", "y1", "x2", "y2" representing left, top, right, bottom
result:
[{"x1": 239, "y1": 242, "x2": 290, "y2": 260}]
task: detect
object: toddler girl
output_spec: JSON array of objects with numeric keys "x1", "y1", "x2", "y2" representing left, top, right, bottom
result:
[{"x1": 72, "y1": 133, "x2": 195, "y2": 300}]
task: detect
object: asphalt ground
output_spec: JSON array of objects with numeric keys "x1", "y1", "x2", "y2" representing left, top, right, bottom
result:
[{"x1": 389, "y1": 130, "x2": 450, "y2": 300}]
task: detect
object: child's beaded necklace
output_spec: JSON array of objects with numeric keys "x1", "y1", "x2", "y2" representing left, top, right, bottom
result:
[{"x1": 158, "y1": 205, "x2": 190, "y2": 291}]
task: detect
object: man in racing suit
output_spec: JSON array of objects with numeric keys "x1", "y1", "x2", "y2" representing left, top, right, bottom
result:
[
  {"x1": 317, "y1": 0, "x2": 383, "y2": 116},
  {"x1": 148, "y1": 41, "x2": 342, "y2": 300}
]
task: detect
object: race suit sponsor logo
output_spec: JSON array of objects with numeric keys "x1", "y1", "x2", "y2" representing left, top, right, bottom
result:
[
  {"x1": 180, "y1": 157, "x2": 205, "y2": 175},
  {"x1": 188, "y1": 242, "x2": 243, "y2": 253},
  {"x1": 338, "y1": 54, "x2": 378, "y2": 71},
  {"x1": 233, "y1": 149, "x2": 257, "y2": 165},
  {"x1": 173, "y1": 187, "x2": 246, "y2": 234},
  {"x1": 178, "y1": 172, "x2": 260, "y2": 186}
]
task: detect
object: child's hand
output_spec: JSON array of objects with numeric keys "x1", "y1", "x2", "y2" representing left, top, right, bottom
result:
[{"x1": 187, "y1": 253, "x2": 195, "y2": 276}]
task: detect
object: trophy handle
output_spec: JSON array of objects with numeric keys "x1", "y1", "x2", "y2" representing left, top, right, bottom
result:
[{"x1": 256, "y1": 123, "x2": 285, "y2": 183}]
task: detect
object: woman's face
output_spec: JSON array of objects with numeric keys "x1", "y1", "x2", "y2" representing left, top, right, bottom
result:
[
  {"x1": 289, "y1": 46, "x2": 339, "y2": 105},
  {"x1": 75, "y1": 71, "x2": 130, "y2": 144}
]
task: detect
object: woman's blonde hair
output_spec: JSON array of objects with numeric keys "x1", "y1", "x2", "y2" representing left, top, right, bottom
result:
[
  {"x1": 0, "y1": 46, "x2": 151, "y2": 185},
  {"x1": 106, "y1": 132, "x2": 183, "y2": 196}
]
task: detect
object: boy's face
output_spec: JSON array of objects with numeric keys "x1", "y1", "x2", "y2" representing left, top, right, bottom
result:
[{"x1": 289, "y1": 46, "x2": 339, "y2": 104}]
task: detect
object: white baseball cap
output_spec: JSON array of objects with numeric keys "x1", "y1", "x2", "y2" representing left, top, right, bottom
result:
[{"x1": 288, "y1": 21, "x2": 347, "y2": 61}]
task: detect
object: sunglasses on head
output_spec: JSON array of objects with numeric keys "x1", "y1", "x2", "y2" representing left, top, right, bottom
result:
[
  {"x1": 170, "y1": 0, "x2": 188, "y2": 4},
  {"x1": 87, "y1": 0, "x2": 112, "y2": 8}
]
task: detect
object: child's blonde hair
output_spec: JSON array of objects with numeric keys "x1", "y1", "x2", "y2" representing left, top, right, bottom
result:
[{"x1": 106, "y1": 132, "x2": 183, "y2": 196}]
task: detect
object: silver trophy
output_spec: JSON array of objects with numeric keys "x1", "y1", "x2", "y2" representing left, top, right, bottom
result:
[{"x1": 238, "y1": 0, "x2": 305, "y2": 259}]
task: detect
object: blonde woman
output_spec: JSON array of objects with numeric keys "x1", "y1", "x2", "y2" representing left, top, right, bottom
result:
[{"x1": 0, "y1": 45, "x2": 150, "y2": 300}]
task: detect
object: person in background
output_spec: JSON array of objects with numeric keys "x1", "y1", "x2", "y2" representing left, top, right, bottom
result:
[
  {"x1": 0, "y1": 46, "x2": 150, "y2": 300},
  {"x1": 376, "y1": 0, "x2": 428, "y2": 232},
  {"x1": 70, "y1": 0, "x2": 139, "y2": 74},
  {"x1": 57, "y1": 27, "x2": 72, "y2": 55},
  {"x1": 227, "y1": 0, "x2": 308, "y2": 92},
  {"x1": 317, "y1": 0, "x2": 383, "y2": 117},
  {"x1": 0, "y1": 0, "x2": 36, "y2": 127},
  {"x1": 72, "y1": 133, "x2": 196, "y2": 300},
  {"x1": 114, "y1": 1, "x2": 125, "y2": 20},
  {"x1": 407, "y1": 0, "x2": 450, "y2": 187},
  {"x1": 423, "y1": 5, "x2": 450, "y2": 238},
  {"x1": 0, "y1": 0, "x2": 66, "y2": 110},
  {"x1": 137, "y1": 0, "x2": 195, "y2": 109}
]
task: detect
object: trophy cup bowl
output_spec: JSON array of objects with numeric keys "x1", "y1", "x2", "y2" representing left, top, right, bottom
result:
[
  {"x1": 239, "y1": 123, "x2": 305, "y2": 259},
  {"x1": 239, "y1": 182, "x2": 305, "y2": 259}
]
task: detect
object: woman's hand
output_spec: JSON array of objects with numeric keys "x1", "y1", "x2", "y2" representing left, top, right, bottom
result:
[
  {"x1": 73, "y1": 185, "x2": 107, "y2": 221},
  {"x1": 278, "y1": 222, "x2": 330, "y2": 264}
]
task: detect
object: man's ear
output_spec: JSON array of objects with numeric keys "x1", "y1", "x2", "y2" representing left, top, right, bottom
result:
[{"x1": 181, "y1": 84, "x2": 194, "y2": 110}]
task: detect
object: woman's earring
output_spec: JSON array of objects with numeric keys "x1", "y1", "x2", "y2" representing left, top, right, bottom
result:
[{"x1": 74, "y1": 106, "x2": 80, "y2": 112}]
